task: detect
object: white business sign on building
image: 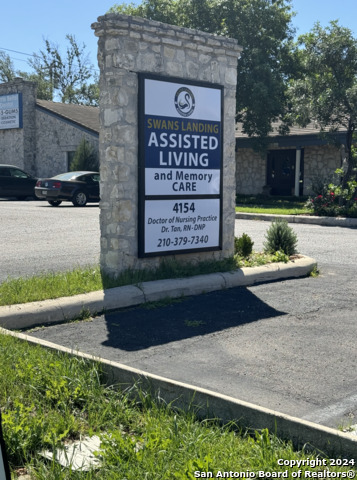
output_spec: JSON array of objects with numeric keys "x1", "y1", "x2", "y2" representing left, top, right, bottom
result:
[
  {"x1": 0, "y1": 93, "x2": 22, "y2": 130},
  {"x1": 138, "y1": 75, "x2": 223, "y2": 257}
]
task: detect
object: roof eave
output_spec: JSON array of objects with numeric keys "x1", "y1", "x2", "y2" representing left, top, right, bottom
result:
[
  {"x1": 35, "y1": 103, "x2": 99, "y2": 137},
  {"x1": 236, "y1": 131, "x2": 347, "y2": 150}
]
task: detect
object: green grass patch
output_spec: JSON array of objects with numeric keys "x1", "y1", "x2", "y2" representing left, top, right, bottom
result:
[
  {"x1": 0, "y1": 258, "x2": 235, "y2": 307},
  {"x1": 236, "y1": 194, "x2": 312, "y2": 215},
  {"x1": 1, "y1": 333, "x2": 354, "y2": 479},
  {"x1": 236, "y1": 205, "x2": 311, "y2": 215},
  {"x1": 0, "y1": 266, "x2": 103, "y2": 306},
  {"x1": 0, "y1": 254, "x2": 285, "y2": 307}
]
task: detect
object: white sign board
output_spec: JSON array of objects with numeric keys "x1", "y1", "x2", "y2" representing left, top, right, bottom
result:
[
  {"x1": 145, "y1": 199, "x2": 220, "y2": 254},
  {"x1": 0, "y1": 93, "x2": 22, "y2": 130},
  {"x1": 139, "y1": 75, "x2": 223, "y2": 257}
]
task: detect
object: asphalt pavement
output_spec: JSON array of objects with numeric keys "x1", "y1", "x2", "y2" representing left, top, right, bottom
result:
[
  {"x1": 0, "y1": 199, "x2": 100, "y2": 282},
  {"x1": 26, "y1": 215, "x2": 357, "y2": 431}
]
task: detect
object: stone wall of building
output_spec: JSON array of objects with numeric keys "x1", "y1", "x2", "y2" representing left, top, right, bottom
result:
[
  {"x1": 35, "y1": 109, "x2": 99, "y2": 178},
  {"x1": 236, "y1": 148, "x2": 266, "y2": 195},
  {"x1": 0, "y1": 79, "x2": 37, "y2": 175},
  {"x1": 303, "y1": 144, "x2": 342, "y2": 195},
  {"x1": 92, "y1": 13, "x2": 241, "y2": 277},
  {"x1": 0, "y1": 79, "x2": 99, "y2": 178},
  {"x1": 236, "y1": 143, "x2": 342, "y2": 196}
]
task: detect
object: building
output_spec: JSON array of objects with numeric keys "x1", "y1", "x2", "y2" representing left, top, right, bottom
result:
[
  {"x1": 1, "y1": 78, "x2": 348, "y2": 197},
  {"x1": 236, "y1": 121, "x2": 347, "y2": 196},
  {"x1": 0, "y1": 78, "x2": 99, "y2": 177}
]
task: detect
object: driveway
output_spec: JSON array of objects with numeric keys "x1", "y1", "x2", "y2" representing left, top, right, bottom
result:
[
  {"x1": 28, "y1": 218, "x2": 357, "y2": 429},
  {"x1": 0, "y1": 200, "x2": 100, "y2": 282}
]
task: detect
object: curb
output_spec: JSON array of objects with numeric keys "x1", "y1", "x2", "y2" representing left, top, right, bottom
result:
[
  {"x1": 0, "y1": 256, "x2": 316, "y2": 330},
  {"x1": 235, "y1": 212, "x2": 357, "y2": 227},
  {"x1": 1, "y1": 328, "x2": 357, "y2": 459}
]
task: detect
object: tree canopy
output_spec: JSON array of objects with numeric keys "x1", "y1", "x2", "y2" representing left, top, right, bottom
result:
[
  {"x1": 0, "y1": 51, "x2": 16, "y2": 83},
  {"x1": 285, "y1": 21, "x2": 357, "y2": 203},
  {"x1": 110, "y1": 0, "x2": 296, "y2": 147},
  {"x1": 0, "y1": 35, "x2": 99, "y2": 106}
]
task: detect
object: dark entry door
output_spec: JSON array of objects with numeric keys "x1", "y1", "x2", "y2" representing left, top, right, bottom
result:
[{"x1": 267, "y1": 149, "x2": 296, "y2": 196}]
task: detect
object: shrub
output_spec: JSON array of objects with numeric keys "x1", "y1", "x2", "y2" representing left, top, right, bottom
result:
[
  {"x1": 306, "y1": 187, "x2": 357, "y2": 217},
  {"x1": 234, "y1": 233, "x2": 254, "y2": 257},
  {"x1": 70, "y1": 137, "x2": 99, "y2": 171},
  {"x1": 263, "y1": 219, "x2": 298, "y2": 256},
  {"x1": 307, "y1": 148, "x2": 357, "y2": 217},
  {"x1": 305, "y1": 190, "x2": 343, "y2": 217}
]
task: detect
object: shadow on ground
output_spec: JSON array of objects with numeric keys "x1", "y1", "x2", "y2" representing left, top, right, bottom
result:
[{"x1": 102, "y1": 286, "x2": 286, "y2": 351}]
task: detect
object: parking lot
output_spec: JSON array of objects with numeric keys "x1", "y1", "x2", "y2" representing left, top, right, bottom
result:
[
  {"x1": 2, "y1": 200, "x2": 357, "y2": 428},
  {"x1": 0, "y1": 200, "x2": 100, "y2": 282},
  {"x1": 1, "y1": 199, "x2": 356, "y2": 283}
]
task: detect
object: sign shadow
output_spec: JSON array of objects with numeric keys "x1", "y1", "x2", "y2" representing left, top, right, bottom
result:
[{"x1": 101, "y1": 286, "x2": 286, "y2": 352}]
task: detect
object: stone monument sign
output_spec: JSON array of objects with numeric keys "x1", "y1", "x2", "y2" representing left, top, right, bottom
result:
[{"x1": 91, "y1": 14, "x2": 241, "y2": 277}]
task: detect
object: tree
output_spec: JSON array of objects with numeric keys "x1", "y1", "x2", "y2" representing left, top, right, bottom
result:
[
  {"x1": 70, "y1": 138, "x2": 99, "y2": 171},
  {"x1": 0, "y1": 50, "x2": 53, "y2": 99},
  {"x1": 1, "y1": 37, "x2": 99, "y2": 106},
  {"x1": 109, "y1": 0, "x2": 296, "y2": 147},
  {"x1": 285, "y1": 21, "x2": 357, "y2": 206},
  {"x1": 0, "y1": 51, "x2": 16, "y2": 82},
  {"x1": 28, "y1": 34, "x2": 98, "y2": 105},
  {"x1": 69, "y1": 73, "x2": 100, "y2": 106},
  {"x1": 18, "y1": 71, "x2": 54, "y2": 100}
]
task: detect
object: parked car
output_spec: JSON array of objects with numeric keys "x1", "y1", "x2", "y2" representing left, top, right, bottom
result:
[
  {"x1": 0, "y1": 164, "x2": 38, "y2": 200},
  {"x1": 35, "y1": 171, "x2": 100, "y2": 207}
]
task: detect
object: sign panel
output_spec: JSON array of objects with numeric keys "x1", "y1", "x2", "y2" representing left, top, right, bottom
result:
[
  {"x1": 144, "y1": 199, "x2": 220, "y2": 254},
  {"x1": 0, "y1": 93, "x2": 22, "y2": 130},
  {"x1": 139, "y1": 75, "x2": 223, "y2": 257}
]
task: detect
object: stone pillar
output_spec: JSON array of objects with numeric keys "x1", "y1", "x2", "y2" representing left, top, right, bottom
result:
[{"x1": 92, "y1": 14, "x2": 241, "y2": 277}]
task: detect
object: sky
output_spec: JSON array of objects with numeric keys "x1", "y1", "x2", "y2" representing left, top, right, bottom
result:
[{"x1": 1, "y1": 0, "x2": 356, "y2": 78}]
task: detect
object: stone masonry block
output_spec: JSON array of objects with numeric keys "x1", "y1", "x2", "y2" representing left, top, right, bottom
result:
[{"x1": 92, "y1": 14, "x2": 242, "y2": 276}]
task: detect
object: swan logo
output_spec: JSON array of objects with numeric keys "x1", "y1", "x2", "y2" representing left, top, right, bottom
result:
[{"x1": 174, "y1": 87, "x2": 195, "y2": 117}]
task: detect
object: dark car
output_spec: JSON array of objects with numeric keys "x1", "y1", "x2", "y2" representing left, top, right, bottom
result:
[
  {"x1": 0, "y1": 165, "x2": 38, "y2": 200},
  {"x1": 35, "y1": 171, "x2": 100, "y2": 207}
]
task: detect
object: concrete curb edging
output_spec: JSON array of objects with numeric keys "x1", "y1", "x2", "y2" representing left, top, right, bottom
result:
[
  {"x1": 0, "y1": 256, "x2": 317, "y2": 330},
  {"x1": 2, "y1": 328, "x2": 357, "y2": 459},
  {"x1": 235, "y1": 212, "x2": 357, "y2": 227}
]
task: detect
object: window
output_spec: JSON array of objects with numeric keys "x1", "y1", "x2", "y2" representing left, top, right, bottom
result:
[{"x1": 10, "y1": 168, "x2": 28, "y2": 178}]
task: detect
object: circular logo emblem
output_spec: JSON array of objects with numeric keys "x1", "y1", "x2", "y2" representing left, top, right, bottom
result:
[{"x1": 174, "y1": 87, "x2": 195, "y2": 117}]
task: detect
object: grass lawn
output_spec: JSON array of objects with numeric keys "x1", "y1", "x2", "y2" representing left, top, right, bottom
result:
[
  {"x1": 0, "y1": 251, "x2": 291, "y2": 307},
  {"x1": 236, "y1": 194, "x2": 312, "y2": 215},
  {"x1": 1, "y1": 333, "x2": 354, "y2": 479}
]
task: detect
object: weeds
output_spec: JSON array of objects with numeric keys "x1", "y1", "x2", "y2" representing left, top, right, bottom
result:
[
  {"x1": 309, "y1": 265, "x2": 320, "y2": 277},
  {"x1": 0, "y1": 333, "x2": 353, "y2": 478},
  {"x1": 0, "y1": 252, "x2": 285, "y2": 307},
  {"x1": 0, "y1": 266, "x2": 103, "y2": 306}
]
